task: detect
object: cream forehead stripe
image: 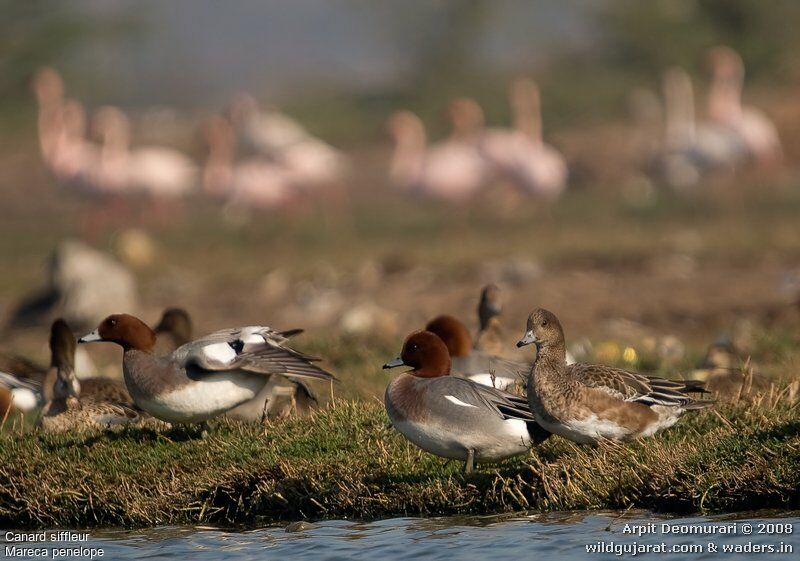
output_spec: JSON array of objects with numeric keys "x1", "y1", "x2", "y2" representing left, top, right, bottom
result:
[{"x1": 444, "y1": 395, "x2": 477, "y2": 408}]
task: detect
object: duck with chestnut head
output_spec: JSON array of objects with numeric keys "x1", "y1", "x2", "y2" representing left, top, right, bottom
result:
[
  {"x1": 517, "y1": 308, "x2": 712, "y2": 444},
  {"x1": 383, "y1": 330, "x2": 549, "y2": 473},
  {"x1": 425, "y1": 314, "x2": 527, "y2": 391},
  {"x1": 152, "y1": 308, "x2": 319, "y2": 421},
  {"x1": 79, "y1": 314, "x2": 335, "y2": 425}
]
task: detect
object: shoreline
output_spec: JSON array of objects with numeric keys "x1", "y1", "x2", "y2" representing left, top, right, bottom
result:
[{"x1": 0, "y1": 393, "x2": 798, "y2": 529}]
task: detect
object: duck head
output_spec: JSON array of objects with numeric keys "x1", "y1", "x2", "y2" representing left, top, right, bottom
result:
[
  {"x1": 425, "y1": 315, "x2": 472, "y2": 358},
  {"x1": 383, "y1": 330, "x2": 451, "y2": 378},
  {"x1": 478, "y1": 283, "x2": 502, "y2": 328},
  {"x1": 154, "y1": 307, "x2": 193, "y2": 346},
  {"x1": 79, "y1": 314, "x2": 156, "y2": 352},
  {"x1": 517, "y1": 308, "x2": 564, "y2": 349}
]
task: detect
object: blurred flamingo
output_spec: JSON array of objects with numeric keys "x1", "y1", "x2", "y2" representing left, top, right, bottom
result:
[
  {"x1": 706, "y1": 46, "x2": 782, "y2": 167},
  {"x1": 92, "y1": 106, "x2": 198, "y2": 198},
  {"x1": 228, "y1": 93, "x2": 347, "y2": 188},
  {"x1": 386, "y1": 110, "x2": 487, "y2": 202},
  {"x1": 657, "y1": 67, "x2": 747, "y2": 189},
  {"x1": 459, "y1": 80, "x2": 567, "y2": 198},
  {"x1": 203, "y1": 115, "x2": 297, "y2": 212}
]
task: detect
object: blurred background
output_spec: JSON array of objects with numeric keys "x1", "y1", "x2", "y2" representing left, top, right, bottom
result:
[{"x1": 1, "y1": 0, "x2": 799, "y2": 399}]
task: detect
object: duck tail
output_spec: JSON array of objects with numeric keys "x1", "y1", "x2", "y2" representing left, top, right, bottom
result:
[
  {"x1": 682, "y1": 379, "x2": 711, "y2": 394},
  {"x1": 683, "y1": 398, "x2": 715, "y2": 411}
]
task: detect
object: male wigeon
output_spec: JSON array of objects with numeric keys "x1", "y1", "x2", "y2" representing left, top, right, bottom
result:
[
  {"x1": 425, "y1": 314, "x2": 527, "y2": 390},
  {"x1": 78, "y1": 314, "x2": 334, "y2": 424},
  {"x1": 383, "y1": 330, "x2": 549, "y2": 473},
  {"x1": 517, "y1": 308, "x2": 712, "y2": 444},
  {"x1": 152, "y1": 308, "x2": 319, "y2": 421}
]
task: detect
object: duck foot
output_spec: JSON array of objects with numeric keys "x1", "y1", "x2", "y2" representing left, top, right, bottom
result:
[{"x1": 464, "y1": 449, "x2": 475, "y2": 474}]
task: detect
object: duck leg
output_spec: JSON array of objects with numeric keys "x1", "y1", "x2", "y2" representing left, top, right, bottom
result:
[{"x1": 464, "y1": 449, "x2": 475, "y2": 474}]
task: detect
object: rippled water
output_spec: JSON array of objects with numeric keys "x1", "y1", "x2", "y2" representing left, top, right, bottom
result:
[{"x1": 4, "y1": 511, "x2": 798, "y2": 561}]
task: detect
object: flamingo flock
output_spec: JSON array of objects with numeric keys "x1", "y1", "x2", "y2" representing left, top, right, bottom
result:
[
  {"x1": 32, "y1": 45, "x2": 782, "y2": 218},
  {"x1": 651, "y1": 47, "x2": 782, "y2": 189},
  {"x1": 32, "y1": 69, "x2": 348, "y2": 219},
  {"x1": 387, "y1": 78, "x2": 568, "y2": 202}
]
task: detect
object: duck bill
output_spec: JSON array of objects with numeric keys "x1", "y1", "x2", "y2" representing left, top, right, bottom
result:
[
  {"x1": 382, "y1": 356, "x2": 405, "y2": 369},
  {"x1": 516, "y1": 330, "x2": 537, "y2": 348},
  {"x1": 78, "y1": 329, "x2": 102, "y2": 343}
]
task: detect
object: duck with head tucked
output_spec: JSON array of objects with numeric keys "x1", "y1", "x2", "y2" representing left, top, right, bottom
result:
[
  {"x1": 79, "y1": 314, "x2": 334, "y2": 425},
  {"x1": 383, "y1": 330, "x2": 549, "y2": 473},
  {"x1": 517, "y1": 308, "x2": 712, "y2": 444},
  {"x1": 425, "y1": 314, "x2": 527, "y2": 391}
]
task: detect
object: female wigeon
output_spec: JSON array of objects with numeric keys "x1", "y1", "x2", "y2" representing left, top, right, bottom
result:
[
  {"x1": 425, "y1": 315, "x2": 527, "y2": 391},
  {"x1": 383, "y1": 330, "x2": 549, "y2": 473},
  {"x1": 697, "y1": 340, "x2": 770, "y2": 401},
  {"x1": 152, "y1": 308, "x2": 319, "y2": 421},
  {"x1": 517, "y1": 308, "x2": 712, "y2": 444},
  {"x1": 78, "y1": 314, "x2": 334, "y2": 424},
  {"x1": 0, "y1": 319, "x2": 130, "y2": 418},
  {"x1": 153, "y1": 307, "x2": 193, "y2": 354},
  {"x1": 474, "y1": 283, "x2": 506, "y2": 356},
  {"x1": 38, "y1": 319, "x2": 139, "y2": 432}
]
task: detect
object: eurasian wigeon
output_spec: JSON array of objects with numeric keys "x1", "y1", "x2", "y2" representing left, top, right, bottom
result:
[
  {"x1": 474, "y1": 283, "x2": 506, "y2": 356},
  {"x1": 696, "y1": 339, "x2": 771, "y2": 401},
  {"x1": 383, "y1": 330, "x2": 549, "y2": 473},
  {"x1": 152, "y1": 308, "x2": 319, "y2": 421},
  {"x1": 38, "y1": 319, "x2": 139, "y2": 432},
  {"x1": 78, "y1": 314, "x2": 334, "y2": 424},
  {"x1": 153, "y1": 307, "x2": 193, "y2": 354},
  {"x1": 425, "y1": 314, "x2": 527, "y2": 390},
  {"x1": 517, "y1": 308, "x2": 713, "y2": 444},
  {"x1": 0, "y1": 319, "x2": 130, "y2": 419}
]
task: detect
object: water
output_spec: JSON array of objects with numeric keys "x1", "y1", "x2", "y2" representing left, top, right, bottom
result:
[{"x1": 3, "y1": 511, "x2": 798, "y2": 561}]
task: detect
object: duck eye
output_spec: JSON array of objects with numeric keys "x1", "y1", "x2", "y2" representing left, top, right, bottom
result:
[
  {"x1": 541, "y1": 320, "x2": 548, "y2": 327},
  {"x1": 108, "y1": 318, "x2": 117, "y2": 327}
]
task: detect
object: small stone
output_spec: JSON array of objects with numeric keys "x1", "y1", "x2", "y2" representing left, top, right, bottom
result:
[{"x1": 285, "y1": 521, "x2": 315, "y2": 533}]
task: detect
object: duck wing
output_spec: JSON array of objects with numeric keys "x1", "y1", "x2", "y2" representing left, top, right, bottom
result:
[
  {"x1": 431, "y1": 377, "x2": 550, "y2": 444},
  {"x1": 568, "y1": 363, "x2": 712, "y2": 408},
  {"x1": 0, "y1": 371, "x2": 42, "y2": 393},
  {"x1": 175, "y1": 326, "x2": 335, "y2": 382},
  {"x1": 455, "y1": 351, "x2": 529, "y2": 382}
]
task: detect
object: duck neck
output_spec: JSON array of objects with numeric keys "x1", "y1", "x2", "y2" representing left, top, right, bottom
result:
[{"x1": 531, "y1": 341, "x2": 570, "y2": 392}]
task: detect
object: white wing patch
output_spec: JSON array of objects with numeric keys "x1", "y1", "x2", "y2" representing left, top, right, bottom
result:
[
  {"x1": 444, "y1": 395, "x2": 477, "y2": 408},
  {"x1": 11, "y1": 388, "x2": 39, "y2": 412},
  {"x1": 202, "y1": 342, "x2": 237, "y2": 365},
  {"x1": 240, "y1": 327, "x2": 268, "y2": 345}
]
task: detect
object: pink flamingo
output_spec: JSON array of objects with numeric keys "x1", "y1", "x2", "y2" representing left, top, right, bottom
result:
[
  {"x1": 203, "y1": 115, "x2": 297, "y2": 212},
  {"x1": 658, "y1": 67, "x2": 748, "y2": 188},
  {"x1": 386, "y1": 110, "x2": 487, "y2": 202},
  {"x1": 92, "y1": 106, "x2": 198, "y2": 198},
  {"x1": 467, "y1": 80, "x2": 567, "y2": 198},
  {"x1": 706, "y1": 46, "x2": 782, "y2": 167},
  {"x1": 228, "y1": 93, "x2": 347, "y2": 188}
]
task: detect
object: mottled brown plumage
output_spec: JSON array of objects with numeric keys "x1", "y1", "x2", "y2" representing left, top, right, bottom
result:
[{"x1": 518, "y1": 308, "x2": 712, "y2": 444}]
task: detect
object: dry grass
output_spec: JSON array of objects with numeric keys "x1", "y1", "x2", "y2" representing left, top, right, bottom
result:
[{"x1": 0, "y1": 384, "x2": 797, "y2": 529}]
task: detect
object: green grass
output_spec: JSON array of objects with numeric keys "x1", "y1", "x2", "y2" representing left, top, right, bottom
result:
[{"x1": 0, "y1": 388, "x2": 797, "y2": 529}]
